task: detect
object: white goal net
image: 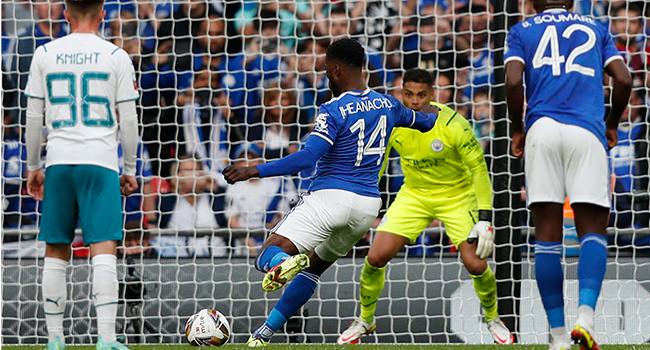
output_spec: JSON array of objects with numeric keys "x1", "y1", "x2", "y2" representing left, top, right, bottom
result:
[{"x1": 2, "y1": 0, "x2": 650, "y2": 345}]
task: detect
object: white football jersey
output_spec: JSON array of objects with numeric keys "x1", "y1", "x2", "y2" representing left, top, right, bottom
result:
[{"x1": 24, "y1": 33, "x2": 139, "y2": 172}]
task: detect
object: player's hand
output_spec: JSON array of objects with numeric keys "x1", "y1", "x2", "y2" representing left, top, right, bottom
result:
[
  {"x1": 606, "y1": 127, "x2": 618, "y2": 150},
  {"x1": 468, "y1": 221, "x2": 494, "y2": 259},
  {"x1": 120, "y1": 175, "x2": 139, "y2": 196},
  {"x1": 420, "y1": 103, "x2": 440, "y2": 116},
  {"x1": 26, "y1": 169, "x2": 45, "y2": 201},
  {"x1": 222, "y1": 165, "x2": 259, "y2": 184},
  {"x1": 511, "y1": 132, "x2": 525, "y2": 158}
]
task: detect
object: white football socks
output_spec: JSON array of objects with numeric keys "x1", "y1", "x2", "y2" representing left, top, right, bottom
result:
[
  {"x1": 551, "y1": 326, "x2": 571, "y2": 344},
  {"x1": 577, "y1": 305, "x2": 595, "y2": 330},
  {"x1": 43, "y1": 257, "x2": 68, "y2": 343},
  {"x1": 92, "y1": 254, "x2": 119, "y2": 343}
]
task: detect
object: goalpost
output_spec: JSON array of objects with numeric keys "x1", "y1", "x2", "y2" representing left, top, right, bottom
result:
[{"x1": 2, "y1": 0, "x2": 650, "y2": 345}]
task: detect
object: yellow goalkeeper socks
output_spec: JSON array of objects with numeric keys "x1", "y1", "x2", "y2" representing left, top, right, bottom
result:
[
  {"x1": 359, "y1": 257, "x2": 386, "y2": 324},
  {"x1": 471, "y1": 264, "x2": 498, "y2": 322}
]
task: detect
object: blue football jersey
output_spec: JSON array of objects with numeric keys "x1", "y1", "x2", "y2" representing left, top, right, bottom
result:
[
  {"x1": 308, "y1": 89, "x2": 421, "y2": 197},
  {"x1": 504, "y1": 9, "x2": 622, "y2": 148}
]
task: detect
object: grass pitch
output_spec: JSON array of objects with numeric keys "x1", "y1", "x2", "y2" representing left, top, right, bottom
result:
[{"x1": 4, "y1": 345, "x2": 650, "y2": 350}]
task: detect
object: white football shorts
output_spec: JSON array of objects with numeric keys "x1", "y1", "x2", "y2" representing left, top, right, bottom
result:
[
  {"x1": 271, "y1": 189, "x2": 381, "y2": 262},
  {"x1": 524, "y1": 117, "x2": 610, "y2": 208}
]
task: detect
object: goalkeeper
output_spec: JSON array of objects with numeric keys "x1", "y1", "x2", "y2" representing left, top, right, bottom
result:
[{"x1": 338, "y1": 68, "x2": 513, "y2": 345}]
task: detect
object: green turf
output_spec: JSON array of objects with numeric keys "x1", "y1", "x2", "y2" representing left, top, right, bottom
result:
[{"x1": 4, "y1": 345, "x2": 650, "y2": 350}]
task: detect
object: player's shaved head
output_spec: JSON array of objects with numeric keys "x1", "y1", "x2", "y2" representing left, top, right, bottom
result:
[
  {"x1": 533, "y1": 0, "x2": 572, "y2": 12},
  {"x1": 326, "y1": 38, "x2": 365, "y2": 69},
  {"x1": 65, "y1": 0, "x2": 104, "y2": 20}
]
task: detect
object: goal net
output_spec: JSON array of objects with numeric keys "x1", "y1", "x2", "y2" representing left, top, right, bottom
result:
[{"x1": 2, "y1": 0, "x2": 649, "y2": 345}]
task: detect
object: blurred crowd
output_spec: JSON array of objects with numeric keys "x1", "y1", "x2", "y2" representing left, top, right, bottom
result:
[{"x1": 2, "y1": 0, "x2": 650, "y2": 257}]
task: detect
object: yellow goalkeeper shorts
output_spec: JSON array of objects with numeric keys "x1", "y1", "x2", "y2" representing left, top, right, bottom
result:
[{"x1": 376, "y1": 186, "x2": 479, "y2": 248}]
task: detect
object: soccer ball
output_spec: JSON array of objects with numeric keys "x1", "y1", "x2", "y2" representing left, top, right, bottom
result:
[{"x1": 185, "y1": 309, "x2": 231, "y2": 346}]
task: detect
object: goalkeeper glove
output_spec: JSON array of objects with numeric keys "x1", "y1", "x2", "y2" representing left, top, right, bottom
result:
[{"x1": 467, "y1": 210, "x2": 494, "y2": 259}]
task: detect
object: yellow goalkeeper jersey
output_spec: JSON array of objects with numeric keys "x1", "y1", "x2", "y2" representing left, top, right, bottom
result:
[{"x1": 386, "y1": 102, "x2": 492, "y2": 210}]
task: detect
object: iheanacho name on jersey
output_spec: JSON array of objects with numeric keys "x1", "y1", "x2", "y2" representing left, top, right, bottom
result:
[
  {"x1": 56, "y1": 52, "x2": 101, "y2": 65},
  {"x1": 339, "y1": 97, "x2": 394, "y2": 118}
]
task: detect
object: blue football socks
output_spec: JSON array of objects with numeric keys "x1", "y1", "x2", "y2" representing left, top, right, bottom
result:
[
  {"x1": 265, "y1": 271, "x2": 320, "y2": 331},
  {"x1": 535, "y1": 241, "x2": 565, "y2": 329},
  {"x1": 255, "y1": 246, "x2": 290, "y2": 272},
  {"x1": 578, "y1": 233, "x2": 607, "y2": 310}
]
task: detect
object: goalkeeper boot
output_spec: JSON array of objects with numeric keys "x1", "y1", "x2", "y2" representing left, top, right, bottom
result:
[
  {"x1": 572, "y1": 323, "x2": 601, "y2": 350},
  {"x1": 247, "y1": 325, "x2": 272, "y2": 348},
  {"x1": 337, "y1": 318, "x2": 376, "y2": 344},
  {"x1": 549, "y1": 332, "x2": 572, "y2": 350},
  {"x1": 262, "y1": 254, "x2": 310, "y2": 292},
  {"x1": 486, "y1": 317, "x2": 514, "y2": 344},
  {"x1": 96, "y1": 336, "x2": 131, "y2": 350},
  {"x1": 45, "y1": 336, "x2": 66, "y2": 350}
]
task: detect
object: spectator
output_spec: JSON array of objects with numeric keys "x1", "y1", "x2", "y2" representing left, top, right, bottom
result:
[
  {"x1": 294, "y1": 38, "x2": 331, "y2": 127},
  {"x1": 610, "y1": 2, "x2": 645, "y2": 84},
  {"x1": 120, "y1": 221, "x2": 157, "y2": 258},
  {"x1": 359, "y1": 0, "x2": 402, "y2": 52},
  {"x1": 242, "y1": 9, "x2": 292, "y2": 123},
  {"x1": 470, "y1": 88, "x2": 494, "y2": 151},
  {"x1": 191, "y1": 15, "x2": 251, "y2": 126},
  {"x1": 157, "y1": 0, "x2": 220, "y2": 72},
  {"x1": 235, "y1": 0, "x2": 310, "y2": 50},
  {"x1": 250, "y1": 81, "x2": 301, "y2": 160},
  {"x1": 118, "y1": 139, "x2": 157, "y2": 227},
  {"x1": 10, "y1": 0, "x2": 68, "y2": 123},
  {"x1": 2, "y1": 113, "x2": 28, "y2": 229},
  {"x1": 155, "y1": 154, "x2": 228, "y2": 257},
  {"x1": 326, "y1": 6, "x2": 394, "y2": 90},
  {"x1": 399, "y1": 16, "x2": 469, "y2": 75},
  {"x1": 225, "y1": 143, "x2": 298, "y2": 255},
  {"x1": 133, "y1": 0, "x2": 172, "y2": 53},
  {"x1": 161, "y1": 68, "x2": 243, "y2": 185},
  {"x1": 609, "y1": 88, "x2": 645, "y2": 229},
  {"x1": 456, "y1": 3, "x2": 493, "y2": 100},
  {"x1": 432, "y1": 70, "x2": 456, "y2": 106}
]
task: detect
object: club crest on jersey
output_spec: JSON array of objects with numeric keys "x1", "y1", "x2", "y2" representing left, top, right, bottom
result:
[
  {"x1": 378, "y1": 216, "x2": 388, "y2": 227},
  {"x1": 431, "y1": 140, "x2": 444, "y2": 152}
]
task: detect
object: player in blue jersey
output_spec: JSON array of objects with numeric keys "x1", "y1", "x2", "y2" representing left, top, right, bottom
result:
[
  {"x1": 223, "y1": 38, "x2": 438, "y2": 347},
  {"x1": 504, "y1": 1, "x2": 632, "y2": 350}
]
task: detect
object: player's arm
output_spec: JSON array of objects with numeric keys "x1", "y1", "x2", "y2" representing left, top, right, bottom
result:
[
  {"x1": 25, "y1": 97, "x2": 45, "y2": 201},
  {"x1": 377, "y1": 137, "x2": 395, "y2": 181},
  {"x1": 118, "y1": 100, "x2": 139, "y2": 196},
  {"x1": 391, "y1": 95, "x2": 438, "y2": 132},
  {"x1": 24, "y1": 47, "x2": 46, "y2": 201},
  {"x1": 604, "y1": 59, "x2": 632, "y2": 150},
  {"x1": 451, "y1": 118, "x2": 494, "y2": 259},
  {"x1": 505, "y1": 60, "x2": 525, "y2": 158},
  {"x1": 504, "y1": 27, "x2": 526, "y2": 158},
  {"x1": 223, "y1": 135, "x2": 331, "y2": 184}
]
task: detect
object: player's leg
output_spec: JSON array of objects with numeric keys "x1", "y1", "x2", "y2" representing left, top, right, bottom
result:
[
  {"x1": 40, "y1": 165, "x2": 79, "y2": 350},
  {"x1": 249, "y1": 190, "x2": 380, "y2": 347},
  {"x1": 336, "y1": 231, "x2": 409, "y2": 344},
  {"x1": 530, "y1": 202, "x2": 569, "y2": 347},
  {"x1": 562, "y1": 122, "x2": 610, "y2": 350},
  {"x1": 360, "y1": 231, "x2": 409, "y2": 322},
  {"x1": 525, "y1": 117, "x2": 572, "y2": 349},
  {"x1": 248, "y1": 254, "x2": 334, "y2": 347},
  {"x1": 74, "y1": 165, "x2": 127, "y2": 350},
  {"x1": 440, "y1": 192, "x2": 512, "y2": 344},
  {"x1": 570, "y1": 203, "x2": 608, "y2": 350},
  {"x1": 339, "y1": 187, "x2": 429, "y2": 344}
]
